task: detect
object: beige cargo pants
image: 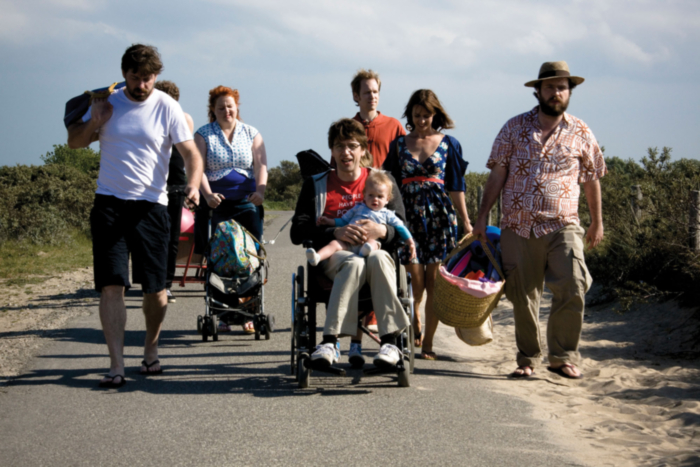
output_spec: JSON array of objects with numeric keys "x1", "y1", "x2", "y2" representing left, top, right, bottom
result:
[
  {"x1": 321, "y1": 250, "x2": 410, "y2": 337},
  {"x1": 501, "y1": 224, "x2": 593, "y2": 368}
]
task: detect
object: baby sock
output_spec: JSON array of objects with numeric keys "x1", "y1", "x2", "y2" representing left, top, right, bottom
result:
[
  {"x1": 360, "y1": 242, "x2": 378, "y2": 257},
  {"x1": 306, "y1": 248, "x2": 321, "y2": 266}
]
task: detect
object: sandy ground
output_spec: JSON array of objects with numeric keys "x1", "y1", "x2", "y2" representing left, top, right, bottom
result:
[
  {"x1": 1, "y1": 267, "x2": 699, "y2": 466},
  {"x1": 0, "y1": 268, "x2": 98, "y2": 381},
  {"x1": 433, "y1": 287, "x2": 700, "y2": 467}
]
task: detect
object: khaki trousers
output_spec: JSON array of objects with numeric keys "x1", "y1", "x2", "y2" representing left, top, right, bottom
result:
[
  {"x1": 321, "y1": 250, "x2": 410, "y2": 337},
  {"x1": 501, "y1": 225, "x2": 592, "y2": 368}
]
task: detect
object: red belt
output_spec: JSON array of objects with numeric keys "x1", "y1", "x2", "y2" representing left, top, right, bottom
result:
[{"x1": 402, "y1": 176, "x2": 444, "y2": 185}]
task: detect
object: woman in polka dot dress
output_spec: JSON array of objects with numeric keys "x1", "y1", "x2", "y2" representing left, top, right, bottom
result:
[{"x1": 194, "y1": 85, "x2": 269, "y2": 334}]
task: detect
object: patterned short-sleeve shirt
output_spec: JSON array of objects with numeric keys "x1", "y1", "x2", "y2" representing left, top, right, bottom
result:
[
  {"x1": 196, "y1": 121, "x2": 259, "y2": 181},
  {"x1": 487, "y1": 107, "x2": 607, "y2": 238}
]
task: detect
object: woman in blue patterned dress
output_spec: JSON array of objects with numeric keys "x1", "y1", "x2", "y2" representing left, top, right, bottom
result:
[
  {"x1": 194, "y1": 85, "x2": 268, "y2": 333},
  {"x1": 384, "y1": 89, "x2": 471, "y2": 359}
]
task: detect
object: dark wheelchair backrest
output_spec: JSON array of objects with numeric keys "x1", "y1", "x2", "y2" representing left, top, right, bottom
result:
[{"x1": 295, "y1": 149, "x2": 330, "y2": 180}]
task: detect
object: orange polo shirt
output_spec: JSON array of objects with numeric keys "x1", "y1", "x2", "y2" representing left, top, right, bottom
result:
[{"x1": 353, "y1": 112, "x2": 406, "y2": 168}]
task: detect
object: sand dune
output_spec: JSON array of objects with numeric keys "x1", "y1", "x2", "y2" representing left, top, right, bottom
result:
[{"x1": 433, "y1": 286, "x2": 700, "y2": 467}]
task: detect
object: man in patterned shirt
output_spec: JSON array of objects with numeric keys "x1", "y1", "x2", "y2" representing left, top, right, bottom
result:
[{"x1": 473, "y1": 61, "x2": 607, "y2": 379}]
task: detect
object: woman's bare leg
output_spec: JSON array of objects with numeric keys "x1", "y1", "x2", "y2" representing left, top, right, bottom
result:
[
  {"x1": 421, "y1": 263, "x2": 441, "y2": 356},
  {"x1": 406, "y1": 263, "x2": 425, "y2": 346}
]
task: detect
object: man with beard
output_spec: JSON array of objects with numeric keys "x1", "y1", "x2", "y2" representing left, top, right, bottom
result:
[
  {"x1": 68, "y1": 44, "x2": 203, "y2": 388},
  {"x1": 472, "y1": 61, "x2": 606, "y2": 380}
]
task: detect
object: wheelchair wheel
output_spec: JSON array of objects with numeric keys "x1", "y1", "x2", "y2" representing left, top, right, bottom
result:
[
  {"x1": 298, "y1": 355, "x2": 311, "y2": 389},
  {"x1": 406, "y1": 273, "x2": 416, "y2": 373},
  {"x1": 408, "y1": 324, "x2": 415, "y2": 373},
  {"x1": 291, "y1": 266, "x2": 305, "y2": 376},
  {"x1": 398, "y1": 367, "x2": 410, "y2": 388},
  {"x1": 291, "y1": 272, "x2": 298, "y2": 376}
]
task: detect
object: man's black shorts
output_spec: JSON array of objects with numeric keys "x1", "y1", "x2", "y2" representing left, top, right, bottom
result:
[{"x1": 90, "y1": 194, "x2": 170, "y2": 293}]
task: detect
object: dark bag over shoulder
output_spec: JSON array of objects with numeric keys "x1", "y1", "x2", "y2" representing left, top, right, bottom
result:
[{"x1": 63, "y1": 82, "x2": 125, "y2": 128}]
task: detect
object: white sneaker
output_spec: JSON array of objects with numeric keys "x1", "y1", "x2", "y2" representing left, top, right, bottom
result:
[
  {"x1": 310, "y1": 343, "x2": 339, "y2": 366},
  {"x1": 306, "y1": 248, "x2": 321, "y2": 266},
  {"x1": 166, "y1": 289, "x2": 176, "y2": 303},
  {"x1": 348, "y1": 342, "x2": 365, "y2": 368},
  {"x1": 373, "y1": 343, "x2": 401, "y2": 368}
]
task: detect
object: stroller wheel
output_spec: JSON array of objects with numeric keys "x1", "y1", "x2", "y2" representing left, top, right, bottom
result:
[
  {"x1": 197, "y1": 315, "x2": 203, "y2": 334},
  {"x1": 266, "y1": 313, "x2": 276, "y2": 333}
]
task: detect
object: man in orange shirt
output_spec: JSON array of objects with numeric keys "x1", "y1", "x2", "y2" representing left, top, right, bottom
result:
[
  {"x1": 351, "y1": 69, "x2": 406, "y2": 168},
  {"x1": 344, "y1": 69, "x2": 406, "y2": 367}
]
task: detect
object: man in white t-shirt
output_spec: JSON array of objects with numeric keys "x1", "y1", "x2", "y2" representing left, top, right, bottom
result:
[{"x1": 67, "y1": 44, "x2": 203, "y2": 389}]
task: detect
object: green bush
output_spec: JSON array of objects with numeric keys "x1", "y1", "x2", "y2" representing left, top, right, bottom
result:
[
  {"x1": 41, "y1": 144, "x2": 100, "y2": 175},
  {"x1": 583, "y1": 148, "x2": 700, "y2": 311},
  {"x1": 266, "y1": 160, "x2": 303, "y2": 210},
  {"x1": 0, "y1": 165, "x2": 96, "y2": 245}
]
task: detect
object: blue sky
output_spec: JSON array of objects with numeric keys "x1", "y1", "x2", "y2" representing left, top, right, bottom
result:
[{"x1": 1, "y1": 0, "x2": 698, "y2": 172}]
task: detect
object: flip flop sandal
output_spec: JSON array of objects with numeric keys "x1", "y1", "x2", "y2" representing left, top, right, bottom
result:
[
  {"x1": 510, "y1": 366, "x2": 535, "y2": 378},
  {"x1": 98, "y1": 374, "x2": 126, "y2": 388},
  {"x1": 547, "y1": 363, "x2": 583, "y2": 379},
  {"x1": 140, "y1": 359, "x2": 163, "y2": 375},
  {"x1": 218, "y1": 322, "x2": 231, "y2": 332},
  {"x1": 242, "y1": 322, "x2": 255, "y2": 334},
  {"x1": 420, "y1": 351, "x2": 437, "y2": 361}
]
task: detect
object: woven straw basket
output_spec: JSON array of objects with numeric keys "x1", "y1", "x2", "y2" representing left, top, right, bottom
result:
[{"x1": 434, "y1": 234, "x2": 505, "y2": 328}]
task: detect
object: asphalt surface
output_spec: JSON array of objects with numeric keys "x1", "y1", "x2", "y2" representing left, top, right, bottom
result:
[{"x1": 0, "y1": 212, "x2": 585, "y2": 467}]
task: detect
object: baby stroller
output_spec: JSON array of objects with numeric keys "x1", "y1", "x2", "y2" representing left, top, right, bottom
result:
[{"x1": 197, "y1": 210, "x2": 274, "y2": 342}]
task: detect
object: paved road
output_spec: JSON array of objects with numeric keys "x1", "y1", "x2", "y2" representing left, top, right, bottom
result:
[{"x1": 0, "y1": 212, "x2": 584, "y2": 466}]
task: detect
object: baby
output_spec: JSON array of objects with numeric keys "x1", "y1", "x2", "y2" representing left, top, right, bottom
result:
[{"x1": 306, "y1": 170, "x2": 415, "y2": 266}]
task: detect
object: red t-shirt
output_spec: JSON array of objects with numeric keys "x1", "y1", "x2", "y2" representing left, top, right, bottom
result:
[{"x1": 323, "y1": 168, "x2": 369, "y2": 219}]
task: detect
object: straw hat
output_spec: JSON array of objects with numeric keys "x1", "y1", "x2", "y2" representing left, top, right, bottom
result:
[{"x1": 524, "y1": 61, "x2": 585, "y2": 87}]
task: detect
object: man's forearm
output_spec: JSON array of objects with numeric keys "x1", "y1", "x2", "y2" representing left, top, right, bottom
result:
[
  {"x1": 583, "y1": 179, "x2": 603, "y2": 224},
  {"x1": 67, "y1": 120, "x2": 100, "y2": 149},
  {"x1": 178, "y1": 141, "x2": 203, "y2": 191}
]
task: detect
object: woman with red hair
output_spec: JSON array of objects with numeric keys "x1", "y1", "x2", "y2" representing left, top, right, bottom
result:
[{"x1": 194, "y1": 85, "x2": 268, "y2": 333}]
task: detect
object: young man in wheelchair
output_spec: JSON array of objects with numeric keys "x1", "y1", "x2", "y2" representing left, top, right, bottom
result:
[{"x1": 290, "y1": 118, "x2": 411, "y2": 368}]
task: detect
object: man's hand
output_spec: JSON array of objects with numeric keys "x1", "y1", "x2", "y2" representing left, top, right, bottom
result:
[
  {"x1": 184, "y1": 186, "x2": 200, "y2": 210},
  {"x1": 472, "y1": 217, "x2": 488, "y2": 240},
  {"x1": 90, "y1": 98, "x2": 113, "y2": 127},
  {"x1": 334, "y1": 223, "x2": 367, "y2": 245},
  {"x1": 355, "y1": 219, "x2": 387, "y2": 241},
  {"x1": 585, "y1": 220, "x2": 604, "y2": 250},
  {"x1": 204, "y1": 192, "x2": 223, "y2": 209}
]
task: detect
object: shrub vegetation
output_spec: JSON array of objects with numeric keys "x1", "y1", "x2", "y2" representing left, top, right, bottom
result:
[{"x1": 2, "y1": 144, "x2": 699, "y2": 321}]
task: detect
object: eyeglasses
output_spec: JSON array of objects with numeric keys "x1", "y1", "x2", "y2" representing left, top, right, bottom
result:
[{"x1": 333, "y1": 142, "x2": 362, "y2": 151}]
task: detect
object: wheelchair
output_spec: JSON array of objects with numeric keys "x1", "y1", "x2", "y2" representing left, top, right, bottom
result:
[{"x1": 290, "y1": 242, "x2": 415, "y2": 388}]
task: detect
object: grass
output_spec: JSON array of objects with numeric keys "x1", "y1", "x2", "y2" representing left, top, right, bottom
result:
[
  {"x1": 263, "y1": 200, "x2": 294, "y2": 211},
  {"x1": 0, "y1": 230, "x2": 92, "y2": 287}
]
